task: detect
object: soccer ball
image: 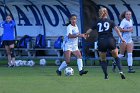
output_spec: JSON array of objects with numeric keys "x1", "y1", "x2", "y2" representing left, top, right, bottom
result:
[
  {"x1": 39, "y1": 59, "x2": 46, "y2": 66},
  {"x1": 22, "y1": 60, "x2": 27, "y2": 66},
  {"x1": 55, "y1": 59, "x2": 61, "y2": 66},
  {"x1": 64, "y1": 67, "x2": 74, "y2": 76},
  {"x1": 19, "y1": 61, "x2": 24, "y2": 66},
  {"x1": 15, "y1": 60, "x2": 22, "y2": 67},
  {"x1": 26, "y1": 60, "x2": 35, "y2": 67}
]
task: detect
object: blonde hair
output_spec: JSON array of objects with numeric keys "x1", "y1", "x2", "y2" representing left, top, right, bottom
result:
[{"x1": 99, "y1": 8, "x2": 108, "y2": 18}]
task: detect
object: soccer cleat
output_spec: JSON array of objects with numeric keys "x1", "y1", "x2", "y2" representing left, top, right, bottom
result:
[
  {"x1": 119, "y1": 72, "x2": 126, "y2": 79},
  {"x1": 128, "y1": 69, "x2": 135, "y2": 73},
  {"x1": 8, "y1": 64, "x2": 15, "y2": 67},
  {"x1": 112, "y1": 61, "x2": 116, "y2": 72},
  {"x1": 56, "y1": 69, "x2": 62, "y2": 76},
  {"x1": 104, "y1": 75, "x2": 109, "y2": 80},
  {"x1": 8, "y1": 62, "x2": 15, "y2": 68},
  {"x1": 128, "y1": 67, "x2": 135, "y2": 73},
  {"x1": 79, "y1": 70, "x2": 88, "y2": 76}
]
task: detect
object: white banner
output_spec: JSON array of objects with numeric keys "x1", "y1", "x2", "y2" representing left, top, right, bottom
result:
[{"x1": 0, "y1": 0, "x2": 81, "y2": 36}]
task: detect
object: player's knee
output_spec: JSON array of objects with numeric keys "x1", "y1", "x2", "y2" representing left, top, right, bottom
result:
[
  {"x1": 66, "y1": 61, "x2": 70, "y2": 64},
  {"x1": 65, "y1": 59, "x2": 70, "y2": 64},
  {"x1": 111, "y1": 49, "x2": 118, "y2": 58},
  {"x1": 76, "y1": 55, "x2": 82, "y2": 59}
]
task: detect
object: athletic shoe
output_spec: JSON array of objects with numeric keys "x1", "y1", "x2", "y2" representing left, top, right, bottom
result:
[
  {"x1": 8, "y1": 64, "x2": 15, "y2": 67},
  {"x1": 8, "y1": 63, "x2": 15, "y2": 68},
  {"x1": 56, "y1": 69, "x2": 62, "y2": 76},
  {"x1": 128, "y1": 67, "x2": 135, "y2": 73},
  {"x1": 79, "y1": 70, "x2": 88, "y2": 76},
  {"x1": 119, "y1": 72, "x2": 126, "y2": 79},
  {"x1": 104, "y1": 75, "x2": 109, "y2": 80},
  {"x1": 112, "y1": 61, "x2": 116, "y2": 72}
]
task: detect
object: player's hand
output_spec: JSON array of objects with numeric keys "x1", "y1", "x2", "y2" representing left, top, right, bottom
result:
[
  {"x1": 121, "y1": 38, "x2": 126, "y2": 43},
  {"x1": 78, "y1": 34, "x2": 87, "y2": 39},
  {"x1": 128, "y1": 27, "x2": 133, "y2": 32},
  {"x1": 84, "y1": 34, "x2": 89, "y2": 39}
]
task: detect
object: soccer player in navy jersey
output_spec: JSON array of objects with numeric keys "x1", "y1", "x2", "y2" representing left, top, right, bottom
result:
[
  {"x1": 87, "y1": 8, "x2": 126, "y2": 79},
  {"x1": 0, "y1": 15, "x2": 16, "y2": 67}
]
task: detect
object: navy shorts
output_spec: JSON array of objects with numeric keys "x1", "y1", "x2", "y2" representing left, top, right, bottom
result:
[
  {"x1": 3, "y1": 40, "x2": 15, "y2": 46},
  {"x1": 97, "y1": 37, "x2": 116, "y2": 52}
]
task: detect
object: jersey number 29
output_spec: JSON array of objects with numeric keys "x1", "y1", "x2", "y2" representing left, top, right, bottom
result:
[{"x1": 97, "y1": 22, "x2": 110, "y2": 32}]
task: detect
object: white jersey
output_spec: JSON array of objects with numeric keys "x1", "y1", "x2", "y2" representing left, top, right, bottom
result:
[
  {"x1": 63, "y1": 24, "x2": 79, "y2": 51},
  {"x1": 119, "y1": 18, "x2": 133, "y2": 43},
  {"x1": 64, "y1": 24, "x2": 79, "y2": 45}
]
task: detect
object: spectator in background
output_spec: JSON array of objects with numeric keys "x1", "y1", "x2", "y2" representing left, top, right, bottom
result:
[
  {"x1": 56, "y1": 14, "x2": 88, "y2": 76},
  {"x1": 0, "y1": 15, "x2": 16, "y2": 67}
]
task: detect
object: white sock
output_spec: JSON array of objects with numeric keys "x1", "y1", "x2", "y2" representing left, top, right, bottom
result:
[
  {"x1": 127, "y1": 53, "x2": 133, "y2": 66},
  {"x1": 118, "y1": 54, "x2": 124, "y2": 58},
  {"x1": 77, "y1": 59, "x2": 83, "y2": 71},
  {"x1": 58, "y1": 61, "x2": 67, "y2": 71}
]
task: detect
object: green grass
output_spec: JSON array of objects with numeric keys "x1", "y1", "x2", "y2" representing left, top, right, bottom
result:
[{"x1": 0, "y1": 66, "x2": 140, "y2": 93}]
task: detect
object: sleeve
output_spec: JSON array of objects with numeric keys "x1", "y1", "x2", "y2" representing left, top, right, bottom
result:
[
  {"x1": 10, "y1": 20, "x2": 16, "y2": 27},
  {"x1": 0, "y1": 21, "x2": 5, "y2": 27},
  {"x1": 91, "y1": 21, "x2": 97, "y2": 30},
  {"x1": 66, "y1": 25, "x2": 72, "y2": 36},
  {"x1": 119, "y1": 20, "x2": 125, "y2": 29}
]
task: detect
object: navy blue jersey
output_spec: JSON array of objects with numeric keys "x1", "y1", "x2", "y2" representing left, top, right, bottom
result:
[{"x1": 92, "y1": 18, "x2": 115, "y2": 38}]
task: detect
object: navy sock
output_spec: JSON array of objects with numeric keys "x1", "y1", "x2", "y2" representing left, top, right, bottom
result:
[
  {"x1": 100, "y1": 61, "x2": 108, "y2": 76},
  {"x1": 114, "y1": 57, "x2": 122, "y2": 71}
]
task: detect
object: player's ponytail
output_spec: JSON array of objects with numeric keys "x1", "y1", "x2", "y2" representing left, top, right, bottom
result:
[{"x1": 99, "y1": 8, "x2": 108, "y2": 18}]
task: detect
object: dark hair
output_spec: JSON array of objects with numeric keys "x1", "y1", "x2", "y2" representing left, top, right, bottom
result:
[
  {"x1": 6, "y1": 14, "x2": 12, "y2": 18},
  {"x1": 69, "y1": 14, "x2": 77, "y2": 19},
  {"x1": 120, "y1": 10, "x2": 131, "y2": 20},
  {"x1": 64, "y1": 14, "x2": 77, "y2": 26}
]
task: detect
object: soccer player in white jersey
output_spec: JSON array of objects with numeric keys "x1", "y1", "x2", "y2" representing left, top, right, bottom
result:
[
  {"x1": 56, "y1": 14, "x2": 88, "y2": 76},
  {"x1": 113, "y1": 10, "x2": 135, "y2": 73}
]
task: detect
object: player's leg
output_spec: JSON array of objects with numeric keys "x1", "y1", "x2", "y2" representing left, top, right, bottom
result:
[
  {"x1": 112, "y1": 48, "x2": 122, "y2": 71},
  {"x1": 99, "y1": 52, "x2": 108, "y2": 79},
  {"x1": 112, "y1": 43, "x2": 126, "y2": 72},
  {"x1": 98, "y1": 38, "x2": 108, "y2": 79},
  {"x1": 9, "y1": 43, "x2": 15, "y2": 66},
  {"x1": 56, "y1": 50, "x2": 71, "y2": 76},
  {"x1": 127, "y1": 42, "x2": 135, "y2": 73},
  {"x1": 5, "y1": 45, "x2": 12, "y2": 66},
  {"x1": 72, "y1": 50, "x2": 88, "y2": 76},
  {"x1": 3, "y1": 41, "x2": 13, "y2": 66},
  {"x1": 109, "y1": 37, "x2": 125, "y2": 79},
  {"x1": 118, "y1": 43, "x2": 126, "y2": 58},
  {"x1": 111, "y1": 48, "x2": 125, "y2": 79},
  {"x1": 112, "y1": 39, "x2": 125, "y2": 72}
]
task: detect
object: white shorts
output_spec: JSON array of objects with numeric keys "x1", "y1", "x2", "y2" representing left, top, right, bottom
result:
[
  {"x1": 118, "y1": 37, "x2": 133, "y2": 44},
  {"x1": 63, "y1": 43, "x2": 79, "y2": 52}
]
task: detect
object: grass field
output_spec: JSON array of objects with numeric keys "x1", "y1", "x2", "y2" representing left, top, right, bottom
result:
[{"x1": 0, "y1": 65, "x2": 140, "y2": 93}]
